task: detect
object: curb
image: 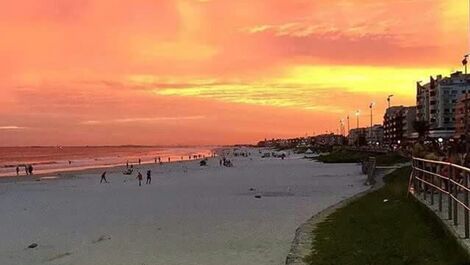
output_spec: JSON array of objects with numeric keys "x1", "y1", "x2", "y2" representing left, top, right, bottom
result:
[{"x1": 285, "y1": 167, "x2": 397, "y2": 265}]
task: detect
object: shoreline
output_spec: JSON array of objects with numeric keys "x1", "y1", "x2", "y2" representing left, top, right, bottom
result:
[
  {"x1": 0, "y1": 156, "x2": 216, "y2": 184},
  {"x1": 0, "y1": 146, "x2": 221, "y2": 179}
]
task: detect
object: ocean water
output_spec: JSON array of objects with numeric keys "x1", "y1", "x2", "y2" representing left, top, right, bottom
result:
[{"x1": 0, "y1": 146, "x2": 216, "y2": 177}]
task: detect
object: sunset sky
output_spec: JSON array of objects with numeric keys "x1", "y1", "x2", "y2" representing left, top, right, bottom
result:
[{"x1": 0, "y1": 0, "x2": 468, "y2": 146}]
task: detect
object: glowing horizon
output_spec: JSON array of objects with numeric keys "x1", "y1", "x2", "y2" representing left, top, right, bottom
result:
[{"x1": 0, "y1": 0, "x2": 468, "y2": 146}]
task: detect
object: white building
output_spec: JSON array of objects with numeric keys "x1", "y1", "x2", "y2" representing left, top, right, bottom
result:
[{"x1": 416, "y1": 71, "x2": 470, "y2": 138}]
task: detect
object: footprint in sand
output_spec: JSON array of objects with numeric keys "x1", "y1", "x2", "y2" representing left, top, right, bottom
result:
[
  {"x1": 46, "y1": 252, "x2": 72, "y2": 262},
  {"x1": 92, "y1": 234, "x2": 111, "y2": 244}
]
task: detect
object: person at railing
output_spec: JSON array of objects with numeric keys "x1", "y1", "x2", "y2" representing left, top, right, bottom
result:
[
  {"x1": 439, "y1": 145, "x2": 460, "y2": 190},
  {"x1": 412, "y1": 140, "x2": 426, "y2": 158}
]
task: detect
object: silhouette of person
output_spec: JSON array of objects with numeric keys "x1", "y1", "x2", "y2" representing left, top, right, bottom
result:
[
  {"x1": 146, "y1": 170, "x2": 151, "y2": 184},
  {"x1": 137, "y1": 172, "x2": 143, "y2": 186},
  {"x1": 28, "y1": 165, "x2": 33, "y2": 175},
  {"x1": 100, "y1": 171, "x2": 108, "y2": 183},
  {"x1": 138, "y1": 159, "x2": 141, "y2": 165},
  {"x1": 16, "y1": 166, "x2": 19, "y2": 176}
]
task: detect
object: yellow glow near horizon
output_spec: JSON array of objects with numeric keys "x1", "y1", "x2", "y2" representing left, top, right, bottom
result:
[
  {"x1": 153, "y1": 65, "x2": 451, "y2": 112},
  {"x1": 279, "y1": 65, "x2": 451, "y2": 96}
]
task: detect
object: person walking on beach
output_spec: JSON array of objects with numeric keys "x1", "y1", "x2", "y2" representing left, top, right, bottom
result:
[
  {"x1": 24, "y1": 165, "x2": 29, "y2": 175},
  {"x1": 100, "y1": 171, "x2": 108, "y2": 183},
  {"x1": 138, "y1": 158, "x2": 141, "y2": 165},
  {"x1": 168, "y1": 157, "x2": 171, "y2": 163},
  {"x1": 137, "y1": 172, "x2": 143, "y2": 186},
  {"x1": 146, "y1": 170, "x2": 151, "y2": 184},
  {"x1": 16, "y1": 166, "x2": 20, "y2": 176},
  {"x1": 28, "y1": 165, "x2": 33, "y2": 175},
  {"x1": 126, "y1": 161, "x2": 129, "y2": 168}
]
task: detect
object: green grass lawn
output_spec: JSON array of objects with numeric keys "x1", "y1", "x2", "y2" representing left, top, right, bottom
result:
[
  {"x1": 305, "y1": 167, "x2": 470, "y2": 265},
  {"x1": 316, "y1": 149, "x2": 409, "y2": 166}
]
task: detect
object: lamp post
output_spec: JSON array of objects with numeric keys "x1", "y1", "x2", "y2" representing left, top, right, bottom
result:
[
  {"x1": 341, "y1": 119, "x2": 346, "y2": 136},
  {"x1": 369, "y1": 102, "x2": 375, "y2": 140},
  {"x1": 463, "y1": 55, "x2": 469, "y2": 160},
  {"x1": 387, "y1": 95, "x2": 394, "y2": 108},
  {"x1": 339, "y1": 119, "x2": 342, "y2": 136},
  {"x1": 355, "y1": 110, "x2": 360, "y2": 129}
]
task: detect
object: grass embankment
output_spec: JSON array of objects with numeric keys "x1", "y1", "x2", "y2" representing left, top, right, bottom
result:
[
  {"x1": 305, "y1": 167, "x2": 470, "y2": 265},
  {"x1": 316, "y1": 149, "x2": 408, "y2": 166}
]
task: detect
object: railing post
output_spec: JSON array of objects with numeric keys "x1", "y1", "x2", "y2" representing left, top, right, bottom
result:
[
  {"x1": 423, "y1": 161, "x2": 427, "y2": 201},
  {"x1": 417, "y1": 160, "x2": 422, "y2": 196},
  {"x1": 430, "y1": 163, "x2": 435, "y2": 206},
  {"x1": 438, "y1": 164, "x2": 442, "y2": 211},
  {"x1": 453, "y1": 166, "x2": 458, "y2": 226},
  {"x1": 449, "y1": 165, "x2": 453, "y2": 220},
  {"x1": 413, "y1": 159, "x2": 418, "y2": 193},
  {"x1": 465, "y1": 170, "x2": 469, "y2": 238}
]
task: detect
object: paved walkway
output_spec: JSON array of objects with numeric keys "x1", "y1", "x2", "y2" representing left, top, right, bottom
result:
[{"x1": 412, "y1": 190, "x2": 470, "y2": 252}]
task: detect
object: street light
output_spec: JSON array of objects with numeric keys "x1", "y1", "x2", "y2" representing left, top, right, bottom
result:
[
  {"x1": 369, "y1": 102, "x2": 375, "y2": 139},
  {"x1": 463, "y1": 54, "x2": 469, "y2": 157},
  {"x1": 339, "y1": 119, "x2": 345, "y2": 136},
  {"x1": 387, "y1": 95, "x2": 394, "y2": 108},
  {"x1": 355, "y1": 110, "x2": 360, "y2": 129}
]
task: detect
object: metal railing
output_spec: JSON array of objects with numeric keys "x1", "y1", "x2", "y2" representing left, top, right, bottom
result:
[{"x1": 409, "y1": 157, "x2": 470, "y2": 238}]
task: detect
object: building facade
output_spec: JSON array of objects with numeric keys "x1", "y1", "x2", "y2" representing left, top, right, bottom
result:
[
  {"x1": 455, "y1": 94, "x2": 470, "y2": 139},
  {"x1": 366, "y1": 124, "x2": 384, "y2": 145},
  {"x1": 416, "y1": 71, "x2": 470, "y2": 139},
  {"x1": 383, "y1": 106, "x2": 417, "y2": 144},
  {"x1": 348, "y1": 128, "x2": 367, "y2": 146},
  {"x1": 348, "y1": 125, "x2": 383, "y2": 146},
  {"x1": 314, "y1": 134, "x2": 345, "y2": 146}
]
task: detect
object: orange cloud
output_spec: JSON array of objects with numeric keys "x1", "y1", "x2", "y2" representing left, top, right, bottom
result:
[{"x1": 0, "y1": 0, "x2": 467, "y2": 145}]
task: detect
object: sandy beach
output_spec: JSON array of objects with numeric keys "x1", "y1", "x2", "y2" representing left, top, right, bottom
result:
[{"x1": 0, "y1": 148, "x2": 368, "y2": 265}]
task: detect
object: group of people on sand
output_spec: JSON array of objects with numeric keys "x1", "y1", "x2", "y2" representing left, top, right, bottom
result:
[
  {"x1": 16, "y1": 164, "x2": 33, "y2": 176},
  {"x1": 219, "y1": 157, "x2": 233, "y2": 167},
  {"x1": 127, "y1": 154, "x2": 210, "y2": 167},
  {"x1": 100, "y1": 169, "x2": 152, "y2": 187}
]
